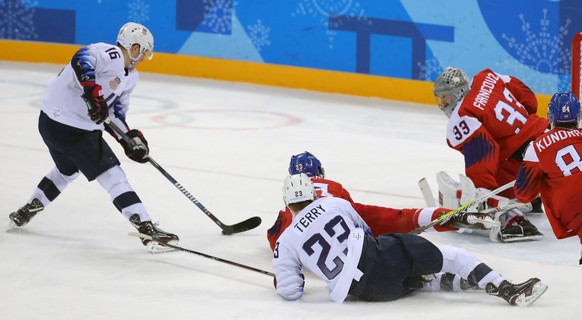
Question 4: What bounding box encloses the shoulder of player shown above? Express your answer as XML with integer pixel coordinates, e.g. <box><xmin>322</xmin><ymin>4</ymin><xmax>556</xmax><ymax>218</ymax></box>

<box><xmin>465</xmin><ymin>68</ymin><xmax>508</xmax><ymax>95</ymax></box>
<box><xmin>447</xmin><ymin>107</ymin><xmax>481</xmax><ymax>128</ymax></box>
<box><xmin>533</xmin><ymin>128</ymin><xmax>582</xmax><ymax>149</ymax></box>
<box><xmin>312</xmin><ymin>177</ymin><xmax>338</xmax><ymax>185</ymax></box>
<box><xmin>522</xmin><ymin>142</ymin><xmax>538</xmax><ymax>162</ymax></box>
<box><xmin>314</xmin><ymin>177</ymin><xmax>344</xmax><ymax>189</ymax></box>
<box><xmin>275</xmin><ymin>224</ymin><xmax>297</xmax><ymax>248</ymax></box>
<box><xmin>293</xmin><ymin>197</ymin><xmax>347</xmax><ymax>214</ymax></box>
<box><xmin>473</xmin><ymin>68</ymin><xmax>493</xmax><ymax>78</ymax></box>
<box><xmin>445</xmin><ymin>110</ymin><xmax>483</xmax><ymax>147</ymax></box>
<box><xmin>89</xmin><ymin>42</ymin><xmax>121</xmax><ymax>56</ymax></box>
<box><xmin>537</xmin><ymin>128</ymin><xmax>582</xmax><ymax>139</ymax></box>
<box><xmin>318</xmin><ymin>196</ymin><xmax>351</xmax><ymax>208</ymax></box>
<box><xmin>88</xmin><ymin>42</ymin><xmax>125</xmax><ymax>71</ymax></box>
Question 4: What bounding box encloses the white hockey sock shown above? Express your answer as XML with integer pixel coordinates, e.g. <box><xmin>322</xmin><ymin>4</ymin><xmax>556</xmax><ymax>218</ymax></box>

<box><xmin>438</xmin><ymin>245</ymin><xmax>504</xmax><ymax>289</ymax></box>
<box><xmin>96</xmin><ymin>166</ymin><xmax>151</xmax><ymax>221</ymax></box>
<box><xmin>29</xmin><ymin>167</ymin><xmax>80</xmax><ymax>207</ymax></box>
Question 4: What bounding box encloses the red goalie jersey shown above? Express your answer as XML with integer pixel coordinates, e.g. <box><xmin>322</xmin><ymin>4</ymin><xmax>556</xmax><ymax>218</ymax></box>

<box><xmin>515</xmin><ymin>128</ymin><xmax>582</xmax><ymax>243</ymax></box>
<box><xmin>266</xmin><ymin>177</ymin><xmax>453</xmax><ymax>251</ymax></box>
<box><xmin>445</xmin><ymin>69</ymin><xmax>548</xmax><ymax>198</ymax></box>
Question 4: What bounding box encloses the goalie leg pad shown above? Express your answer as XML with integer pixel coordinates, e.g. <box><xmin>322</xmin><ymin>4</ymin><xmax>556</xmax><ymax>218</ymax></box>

<box><xmin>436</xmin><ymin>171</ymin><xmax>462</xmax><ymax>209</ymax></box>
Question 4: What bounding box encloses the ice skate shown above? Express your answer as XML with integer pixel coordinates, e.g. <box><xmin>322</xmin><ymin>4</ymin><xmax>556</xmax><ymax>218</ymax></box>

<box><xmin>129</xmin><ymin>214</ymin><xmax>179</xmax><ymax>253</ymax></box>
<box><xmin>498</xmin><ymin>216</ymin><xmax>543</xmax><ymax>242</ymax></box>
<box><xmin>486</xmin><ymin>278</ymin><xmax>548</xmax><ymax>307</ymax></box>
<box><xmin>8</xmin><ymin>198</ymin><xmax>44</xmax><ymax>229</ymax></box>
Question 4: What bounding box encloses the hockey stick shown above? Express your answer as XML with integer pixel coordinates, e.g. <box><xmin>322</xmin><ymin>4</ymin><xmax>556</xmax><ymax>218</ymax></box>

<box><xmin>104</xmin><ymin>119</ymin><xmax>261</xmax><ymax>235</ymax></box>
<box><xmin>418</xmin><ymin>177</ymin><xmax>436</xmax><ymax>207</ymax></box>
<box><xmin>410</xmin><ymin>180</ymin><xmax>516</xmax><ymax>235</ymax></box>
<box><xmin>129</xmin><ymin>232</ymin><xmax>275</xmax><ymax>277</ymax></box>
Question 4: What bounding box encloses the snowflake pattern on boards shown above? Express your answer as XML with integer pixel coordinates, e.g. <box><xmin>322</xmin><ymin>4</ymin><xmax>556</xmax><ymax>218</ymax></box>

<box><xmin>495</xmin><ymin>58</ymin><xmax>570</xmax><ymax>94</ymax></box>
<box><xmin>418</xmin><ymin>57</ymin><xmax>444</xmax><ymax>81</ymax></box>
<box><xmin>0</xmin><ymin>0</ymin><xmax>39</xmax><ymax>40</ymax></box>
<box><xmin>247</xmin><ymin>19</ymin><xmax>271</xmax><ymax>51</ymax></box>
<box><xmin>500</xmin><ymin>8</ymin><xmax>571</xmax><ymax>92</ymax></box>
<box><xmin>202</xmin><ymin>0</ymin><xmax>236</xmax><ymax>34</ymax></box>
<box><xmin>292</xmin><ymin>0</ymin><xmax>369</xmax><ymax>48</ymax></box>
<box><xmin>128</xmin><ymin>0</ymin><xmax>150</xmax><ymax>24</ymax></box>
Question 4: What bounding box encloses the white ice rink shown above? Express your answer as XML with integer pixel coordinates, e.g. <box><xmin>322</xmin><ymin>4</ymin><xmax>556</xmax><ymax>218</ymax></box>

<box><xmin>0</xmin><ymin>61</ymin><xmax>579</xmax><ymax>319</ymax></box>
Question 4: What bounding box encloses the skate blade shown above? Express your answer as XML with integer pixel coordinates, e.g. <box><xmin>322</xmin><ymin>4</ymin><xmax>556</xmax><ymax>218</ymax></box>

<box><xmin>498</xmin><ymin>234</ymin><xmax>544</xmax><ymax>243</ymax></box>
<box><xmin>515</xmin><ymin>282</ymin><xmax>548</xmax><ymax>307</ymax></box>
<box><xmin>488</xmin><ymin>226</ymin><xmax>501</xmax><ymax>242</ymax></box>
<box><xmin>6</xmin><ymin>220</ymin><xmax>20</xmax><ymax>232</ymax></box>
<box><xmin>147</xmin><ymin>241</ymin><xmax>179</xmax><ymax>254</ymax></box>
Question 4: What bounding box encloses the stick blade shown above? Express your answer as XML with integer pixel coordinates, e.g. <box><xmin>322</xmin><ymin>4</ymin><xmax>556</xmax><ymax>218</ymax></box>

<box><xmin>222</xmin><ymin>216</ymin><xmax>262</xmax><ymax>235</ymax></box>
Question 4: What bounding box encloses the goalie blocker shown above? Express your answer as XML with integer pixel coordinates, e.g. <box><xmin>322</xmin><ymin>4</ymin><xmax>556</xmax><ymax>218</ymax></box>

<box><xmin>432</xmin><ymin>172</ymin><xmax>543</xmax><ymax>243</ymax></box>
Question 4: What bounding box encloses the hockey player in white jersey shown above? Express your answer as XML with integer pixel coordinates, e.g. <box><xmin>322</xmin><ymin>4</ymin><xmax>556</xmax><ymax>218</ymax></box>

<box><xmin>272</xmin><ymin>173</ymin><xmax>547</xmax><ymax>306</ymax></box>
<box><xmin>8</xmin><ymin>22</ymin><xmax>178</xmax><ymax>250</ymax></box>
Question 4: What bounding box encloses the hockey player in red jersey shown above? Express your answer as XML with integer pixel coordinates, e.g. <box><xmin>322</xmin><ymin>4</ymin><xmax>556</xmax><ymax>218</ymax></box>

<box><xmin>433</xmin><ymin>67</ymin><xmax>547</xmax><ymax>241</ymax></box>
<box><xmin>515</xmin><ymin>92</ymin><xmax>582</xmax><ymax>259</ymax></box>
<box><xmin>267</xmin><ymin>151</ymin><xmax>496</xmax><ymax>251</ymax></box>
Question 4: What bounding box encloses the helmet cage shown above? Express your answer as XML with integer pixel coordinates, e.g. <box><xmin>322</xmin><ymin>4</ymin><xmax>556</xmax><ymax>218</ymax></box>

<box><xmin>434</xmin><ymin>67</ymin><xmax>470</xmax><ymax>117</ymax></box>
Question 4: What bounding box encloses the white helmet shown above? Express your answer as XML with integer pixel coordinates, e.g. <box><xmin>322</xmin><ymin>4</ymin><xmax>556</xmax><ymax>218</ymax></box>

<box><xmin>117</xmin><ymin>22</ymin><xmax>154</xmax><ymax>66</ymax></box>
<box><xmin>282</xmin><ymin>173</ymin><xmax>316</xmax><ymax>206</ymax></box>
<box><xmin>433</xmin><ymin>67</ymin><xmax>470</xmax><ymax>117</ymax></box>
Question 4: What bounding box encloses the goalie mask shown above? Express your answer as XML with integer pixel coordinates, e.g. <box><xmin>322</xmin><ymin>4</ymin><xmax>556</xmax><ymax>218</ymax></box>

<box><xmin>117</xmin><ymin>22</ymin><xmax>154</xmax><ymax>67</ymax></box>
<box><xmin>288</xmin><ymin>151</ymin><xmax>325</xmax><ymax>178</ymax></box>
<box><xmin>283</xmin><ymin>173</ymin><xmax>316</xmax><ymax>206</ymax></box>
<box><xmin>548</xmin><ymin>92</ymin><xmax>581</xmax><ymax>125</ymax></box>
<box><xmin>434</xmin><ymin>67</ymin><xmax>470</xmax><ymax>118</ymax></box>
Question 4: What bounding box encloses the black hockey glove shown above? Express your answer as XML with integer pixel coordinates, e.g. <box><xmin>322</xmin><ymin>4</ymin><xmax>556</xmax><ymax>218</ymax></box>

<box><xmin>120</xmin><ymin>129</ymin><xmax>149</xmax><ymax>163</ymax></box>
<box><xmin>82</xmin><ymin>84</ymin><xmax>108</xmax><ymax>124</ymax></box>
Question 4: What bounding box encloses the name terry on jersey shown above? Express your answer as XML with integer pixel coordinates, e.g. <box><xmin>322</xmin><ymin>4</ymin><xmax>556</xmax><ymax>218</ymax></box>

<box><xmin>535</xmin><ymin>129</ymin><xmax>582</xmax><ymax>152</ymax></box>
<box><xmin>293</xmin><ymin>204</ymin><xmax>326</xmax><ymax>233</ymax></box>
<box><xmin>473</xmin><ymin>72</ymin><xmax>500</xmax><ymax>110</ymax></box>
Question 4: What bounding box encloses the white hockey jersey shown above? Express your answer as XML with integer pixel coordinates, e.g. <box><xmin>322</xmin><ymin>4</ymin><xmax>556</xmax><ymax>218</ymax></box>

<box><xmin>272</xmin><ymin>197</ymin><xmax>371</xmax><ymax>303</ymax></box>
<box><xmin>41</xmin><ymin>42</ymin><xmax>138</xmax><ymax>132</ymax></box>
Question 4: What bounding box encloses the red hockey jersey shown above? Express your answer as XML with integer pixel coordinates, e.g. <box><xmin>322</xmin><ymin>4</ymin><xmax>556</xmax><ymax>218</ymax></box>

<box><xmin>515</xmin><ymin>128</ymin><xmax>582</xmax><ymax>243</ymax></box>
<box><xmin>266</xmin><ymin>177</ymin><xmax>451</xmax><ymax>250</ymax></box>
<box><xmin>445</xmin><ymin>69</ymin><xmax>548</xmax><ymax>198</ymax></box>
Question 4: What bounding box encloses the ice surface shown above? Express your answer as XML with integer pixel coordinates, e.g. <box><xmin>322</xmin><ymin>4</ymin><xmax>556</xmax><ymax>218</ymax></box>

<box><xmin>0</xmin><ymin>61</ymin><xmax>579</xmax><ymax>320</ymax></box>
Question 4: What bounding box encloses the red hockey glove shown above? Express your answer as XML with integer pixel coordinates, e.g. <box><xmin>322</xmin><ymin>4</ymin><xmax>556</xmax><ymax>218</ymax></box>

<box><xmin>82</xmin><ymin>85</ymin><xmax>108</xmax><ymax>124</ymax></box>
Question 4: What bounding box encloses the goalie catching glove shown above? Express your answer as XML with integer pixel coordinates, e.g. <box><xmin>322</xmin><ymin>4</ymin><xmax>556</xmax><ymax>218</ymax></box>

<box><xmin>120</xmin><ymin>129</ymin><xmax>149</xmax><ymax>163</ymax></box>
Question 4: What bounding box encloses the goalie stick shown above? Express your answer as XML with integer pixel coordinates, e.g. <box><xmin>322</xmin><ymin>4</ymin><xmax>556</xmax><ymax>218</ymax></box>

<box><xmin>409</xmin><ymin>180</ymin><xmax>516</xmax><ymax>235</ymax></box>
<box><xmin>104</xmin><ymin>119</ymin><xmax>261</xmax><ymax>235</ymax></box>
<box><xmin>129</xmin><ymin>232</ymin><xmax>275</xmax><ymax>277</ymax></box>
